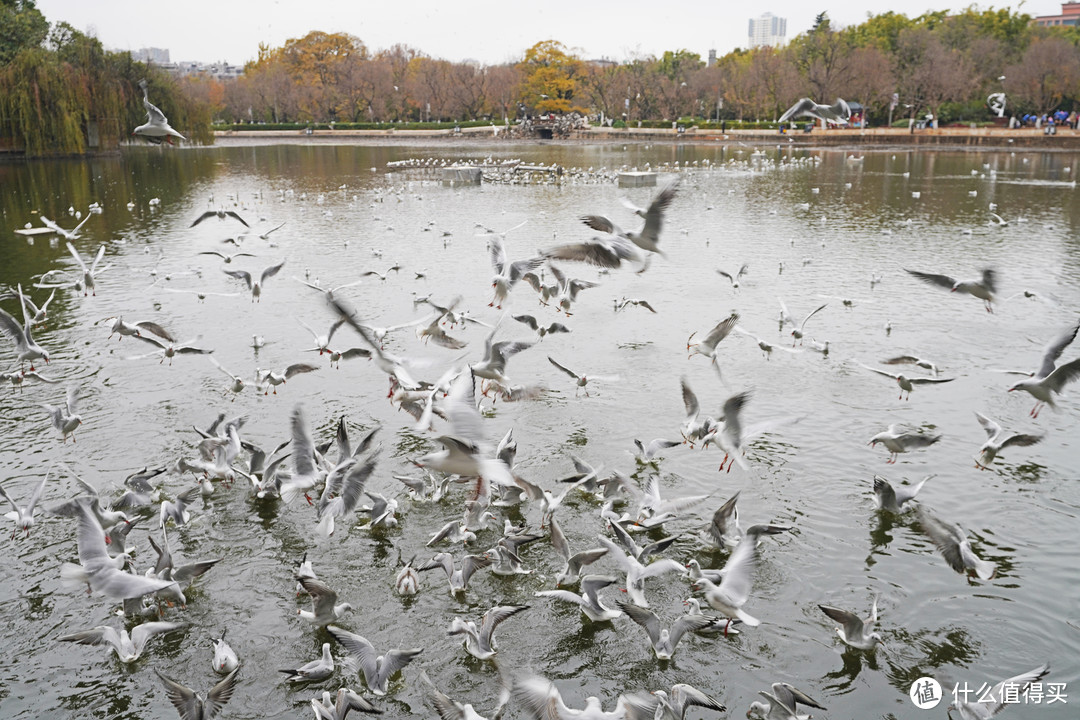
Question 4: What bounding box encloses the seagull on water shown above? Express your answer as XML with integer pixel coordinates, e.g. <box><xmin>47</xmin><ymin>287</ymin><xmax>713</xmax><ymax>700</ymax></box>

<box><xmin>0</xmin><ymin>470</ymin><xmax>49</xmax><ymax>538</ymax></box>
<box><xmin>280</xmin><ymin>643</ymin><xmax>335</xmax><ymax>682</ymax></box>
<box><xmin>59</xmin><ymin>620</ymin><xmax>188</xmax><ymax>663</ymax></box>
<box><xmin>534</xmin><ymin>574</ymin><xmax>623</xmax><ymax>622</ymax></box>
<box><xmin>326</xmin><ymin>625</ymin><xmax>422</xmax><ymax>696</ymax></box>
<box><xmin>872</xmin><ymin>474</ymin><xmax>931</xmax><ymax>512</ymax></box>
<box><xmin>869</xmin><ymin>425</ymin><xmax>941</xmax><ymax>464</ymax></box>
<box><xmin>915</xmin><ymin>505</ymin><xmax>996</xmax><ymax>581</ymax></box>
<box><xmin>818</xmin><ymin>597</ymin><xmax>886</xmax><ymax>651</ymax></box>
<box><xmin>747</xmin><ymin>683</ymin><xmax>827</xmax><ymax>720</ymax></box>
<box><xmin>447</xmin><ymin>604</ymin><xmax>530</xmax><ymax>660</ymax></box>
<box><xmin>615</xmin><ymin>600</ymin><xmax>714</xmax><ymax>660</ymax></box>
<box><xmin>211</xmin><ymin>629</ymin><xmax>239</xmax><ymax>674</ymax></box>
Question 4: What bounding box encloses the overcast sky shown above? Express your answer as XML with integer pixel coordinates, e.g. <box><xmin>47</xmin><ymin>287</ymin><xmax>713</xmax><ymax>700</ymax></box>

<box><xmin>36</xmin><ymin>0</ymin><xmax>1058</xmax><ymax>66</ymax></box>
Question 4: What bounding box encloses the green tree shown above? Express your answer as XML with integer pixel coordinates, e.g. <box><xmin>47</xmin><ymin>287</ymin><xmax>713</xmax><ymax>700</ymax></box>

<box><xmin>0</xmin><ymin>0</ymin><xmax>48</xmax><ymax>64</ymax></box>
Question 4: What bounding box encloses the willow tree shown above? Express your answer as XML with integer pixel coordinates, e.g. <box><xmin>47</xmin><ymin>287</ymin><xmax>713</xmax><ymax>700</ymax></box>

<box><xmin>0</xmin><ymin>18</ymin><xmax>211</xmax><ymax>155</ymax></box>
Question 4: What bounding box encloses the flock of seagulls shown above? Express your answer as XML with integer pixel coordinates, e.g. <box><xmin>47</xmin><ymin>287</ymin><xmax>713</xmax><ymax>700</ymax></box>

<box><xmin>1</xmin><ymin>139</ymin><xmax>1075</xmax><ymax>720</ymax></box>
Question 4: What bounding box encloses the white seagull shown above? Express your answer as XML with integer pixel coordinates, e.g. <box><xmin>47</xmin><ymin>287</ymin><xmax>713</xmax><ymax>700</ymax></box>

<box><xmin>778</xmin><ymin>97</ymin><xmax>851</xmax><ymax>125</ymax></box>
<box><xmin>133</xmin><ymin>79</ymin><xmax>186</xmax><ymax>144</ymax></box>
<box><xmin>224</xmin><ymin>261</ymin><xmax>285</xmax><ymax>302</ymax></box>
<box><xmin>973</xmin><ymin>412</ymin><xmax>1043</xmax><ymax>469</ymax></box>
<box><xmin>905</xmin><ymin>267</ymin><xmax>997</xmax><ymax>313</ymax></box>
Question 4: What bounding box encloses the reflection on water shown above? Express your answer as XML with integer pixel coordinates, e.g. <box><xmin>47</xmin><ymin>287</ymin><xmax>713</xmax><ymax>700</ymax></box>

<box><xmin>1</xmin><ymin>142</ymin><xmax>1079</xmax><ymax>719</ymax></box>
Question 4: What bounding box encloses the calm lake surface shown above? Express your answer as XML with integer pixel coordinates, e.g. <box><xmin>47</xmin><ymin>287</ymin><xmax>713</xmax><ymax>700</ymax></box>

<box><xmin>1</xmin><ymin>141</ymin><xmax>1079</xmax><ymax>720</ymax></box>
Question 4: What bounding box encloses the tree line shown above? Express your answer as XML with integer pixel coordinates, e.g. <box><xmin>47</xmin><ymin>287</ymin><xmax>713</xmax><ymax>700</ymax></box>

<box><xmin>210</xmin><ymin>8</ymin><xmax>1080</xmax><ymax>128</ymax></box>
<box><xmin>3</xmin><ymin>1</ymin><xmax>1080</xmax><ymax>157</ymax></box>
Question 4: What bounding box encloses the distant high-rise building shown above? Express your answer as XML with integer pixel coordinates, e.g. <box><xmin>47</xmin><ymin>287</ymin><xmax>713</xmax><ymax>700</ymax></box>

<box><xmin>748</xmin><ymin>13</ymin><xmax>787</xmax><ymax>48</ymax></box>
<box><xmin>707</xmin><ymin>49</ymin><xmax>717</xmax><ymax>67</ymax></box>
<box><xmin>134</xmin><ymin>47</ymin><xmax>170</xmax><ymax>64</ymax></box>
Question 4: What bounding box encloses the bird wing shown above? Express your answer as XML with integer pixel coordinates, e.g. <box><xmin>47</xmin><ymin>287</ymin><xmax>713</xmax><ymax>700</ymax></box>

<box><xmin>514</xmin><ymin>314</ymin><xmax>539</xmax><ymax>331</ymax></box>
<box><xmin>508</xmin><ymin>257</ymin><xmax>546</xmax><ymax>284</ymax></box>
<box><xmin>717</xmin><ymin>535</ymin><xmax>758</xmax><ymax>606</ymax></box>
<box><xmin>290</xmin><ymin>406</ymin><xmax>318</xmax><ymax>477</ymax></box>
<box><xmin>872</xmin><ymin>476</ymin><xmax>897</xmax><ymax>509</ymax></box>
<box><xmin>773</xmin><ymin>683</ymin><xmax>828</xmax><ymax>712</ymax></box>
<box><xmin>671</xmin><ymin>683</ymin><xmax>727</xmax><ymax>715</ymax></box>
<box><xmin>300</xmin><ymin>577</ymin><xmax>339</xmax><ymax>617</ymax></box>
<box><xmin>999</xmin><ymin>433</ymin><xmax>1044</xmax><ymax>450</ymax></box>
<box><xmin>1037</xmin><ymin>321</ymin><xmax>1079</xmax><ymax>378</ymax></box>
<box><xmin>225</xmin><ymin>211</ymin><xmax>250</xmax><ymax>228</ymax></box>
<box><xmin>459</xmin><ymin>553</ymin><xmax>495</xmax><ymax>585</ymax></box>
<box><xmin>223</xmin><ymin>269</ymin><xmax>253</xmax><ymax>290</ymax></box>
<box><xmin>65</xmin><ymin>242</ymin><xmax>89</xmax><ymax>272</ymax></box>
<box><xmin>860</xmin><ymin>364</ymin><xmax>898</xmax><ymax>380</ymax></box>
<box><xmin>0</xmin><ymin>307</ymin><xmax>28</xmax><ymax>346</ymax></box>
<box><xmin>89</xmin><ymin>244</ymin><xmax>106</xmax><ymax>273</ymax></box>
<box><xmin>135</xmin><ymin>321</ymin><xmax>174</xmax><ymax>342</ymax></box>
<box><xmin>905</xmin><ymin>269</ymin><xmax>957</xmax><ymax>291</ymax></box>
<box><xmin>617</xmin><ymin>601</ymin><xmax>662</xmax><ymax>644</ymax></box>
<box><xmin>513</xmin><ymin>675</ymin><xmax>570</xmax><ymax>720</ymax></box>
<box><xmin>980</xmin><ymin>664</ymin><xmax>1051</xmax><ymax>716</ymax></box>
<box><xmin>548</xmin><ymin>514</ymin><xmax>570</xmax><ymax>561</ymax></box>
<box><xmin>819</xmin><ymin>604</ymin><xmax>865</xmax><ymax>639</ymax></box>
<box><xmin>376</xmin><ymin>647</ymin><xmax>423</xmax><ymax>688</ymax></box>
<box><xmin>479</xmin><ymin>604</ymin><xmax>529</xmax><ymax>646</ymax></box>
<box><xmin>202</xmin><ymin>667</ymin><xmax>240</xmax><ymax>719</ymax></box>
<box><xmin>915</xmin><ymin>506</ymin><xmax>968</xmax><ymax>574</ymax></box>
<box><xmin>581</xmin><ymin>214</ymin><xmax>619</xmax><ymax>235</ymax></box>
<box><xmin>338</xmin><ymin>457</ymin><xmax>377</xmax><ymax>515</ymax></box>
<box><xmin>327</xmin><ymin>625</ymin><xmax>379</xmax><ymax>685</ymax></box>
<box><xmin>489</xmin><ymin>235</ymin><xmax>507</xmax><ymax>276</ymax></box>
<box><xmin>1042</xmin><ymin>356</ymin><xmax>1080</xmax><ymax>393</ymax></box>
<box><xmin>701</xmin><ymin>313</ymin><xmax>740</xmax><ymax>350</ymax></box>
<box><xmin>283</xmin><ymin>363</ymin><xmax>319</xmax><ymax>379</ymax></box>
<box><xmin>882</xmin><ymin>355</ymin><xmax>921</xmax><ymax>366</ymax></box>
<box><xmin>130</xmin><ymin>621</ymin><xmax>187</xmax><ymax>654</ymax></box>
<box><xmin>778</xmin><ymin>97</ymin><xmax>816</xmax><ymax>123</ymax></box>
<box><xmin>680</xmin><ymin>377</ymin><xmax>700</xmax><ymax>419</ymax></box>
<box><xmin>798</xmin><ymin>303</ymin><xmax>827</xmax><ymax>331</ymax></box>
<box><xmin>907</xmin><ymin>376</ymin><xmax>953</xmax><ymax>385</ymax></box>
<box><xmin>190</xmin><ymin>211</ymin><xmax>219</xmax><ymax>228</ymax></box>
<box><xmin>720</xmin><ymin>391</ymin><xmax>751</xmax><ymax>442</ymax></box>
<box><xmin>709</xmin><ymin>492</ymin><xmax>740</xmax><ymax>546</ymax></box>
<box><xmin>419</xmin><ymin>670</ymin><xmax>467</xmax><ymax>720</ymax></box>
<box><xmin>260</xmin><ymin>261</ymin><xmax>285</xmax><ymax>284</ymax></box>
<box><xmin>638</xmin><ymin>181</ymin><xmax>679</xmax><ymax>245</ymax></box>
<box><xmin>716</xmin><ymin>268</ymin><xmax>733</xmax><ymax>283</ymax></box>
<box><xmin>155</xmin><ymin>670</ymin><xmax>201</xmax><ymax>720</ymax></box>
<box><xmin>547</xmin><ymin>356</ymin><xmax>580</xmax><ymax>380</ymax></box>
<box><xmin>543</xmin><ymin>239</ymin><xmax>624</xmax><ymax>269</ymax></box>
<box><xmin>980</xmin><ymin>268</ymin><xmax>998</xmax><ymax>294</ymax></box>
<box><xmin>668</xmin><ymin>614</ymin><xmax>713</xmax><ymax>649</ymax></box>
<box><xmin>59</xmin><ymin>625</ymin><xmax>120</xmax><ymax>650</ymax></box>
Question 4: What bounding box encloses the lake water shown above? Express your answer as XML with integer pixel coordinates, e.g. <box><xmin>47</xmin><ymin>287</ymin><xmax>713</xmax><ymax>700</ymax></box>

<box><xmin>1</xmin><ymin>141</ymin><xmax>1079</xmax><ymax>720</ymax></box>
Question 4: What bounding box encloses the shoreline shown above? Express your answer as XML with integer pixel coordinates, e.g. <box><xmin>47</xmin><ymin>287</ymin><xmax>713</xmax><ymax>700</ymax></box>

<box><xmin>209</xmin><ymin>125</ymin><xmax>1080</xmax><ymax>152</ymax></box>
<box><xmin>5</xmin><ymin>126</ymin><xmax>1080</xmax><ymax>161</ymax></box>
